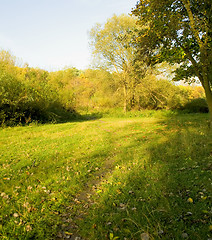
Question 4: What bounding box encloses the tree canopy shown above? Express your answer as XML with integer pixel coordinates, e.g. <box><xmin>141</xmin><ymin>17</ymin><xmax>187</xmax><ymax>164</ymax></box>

<box><xmin>89</xmin><ymin>14</ymin><xmax>139</xmax><ymax>111</ymax></box>
<box><xmin>132</xmin><ymin>0</ymin><xmax>212</xmax><ymax>125</ymax></box>
<box><xmin>89</xmin><ymin>14</ymin><xmax>136</xmax><ymax>72</ymax></box>
<box><xmin>0</xmin><ymin>8</ymin><xmax>210</xmax><ymax>125</ymax></box>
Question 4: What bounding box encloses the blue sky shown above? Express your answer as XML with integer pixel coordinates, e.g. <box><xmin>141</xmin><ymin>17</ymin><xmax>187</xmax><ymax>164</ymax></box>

<box><xmin>0</xmin><ymin>0</ymin><xmax>138</xmax><ymax>71</ymax></box>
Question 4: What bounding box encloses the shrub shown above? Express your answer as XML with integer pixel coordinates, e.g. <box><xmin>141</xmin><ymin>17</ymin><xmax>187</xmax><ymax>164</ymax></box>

<box><xmin>181</xmin><ymin>98</ymin><xmax>209</xmax><ymax>113</ymax></box>
<box><xmin>0</xmin><ymin>68</ymin><xmax>77</xmax><ymax>126</ymax></box>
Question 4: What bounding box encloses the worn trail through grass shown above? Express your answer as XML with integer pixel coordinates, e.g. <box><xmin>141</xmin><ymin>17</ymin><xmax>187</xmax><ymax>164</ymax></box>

<box><xmin>0</xmin><ymin>114</ymin><xmax>211</xmax><ymax>240</ymax></box>
<box><xmin>58</xmin><ymin>119</ymin><xmax>120</xmax><ymax>239</ymax></box>
<box><xmin>57</xmin><ymin>118</ymin><xmax>152</xmax><ymax>239</ymax></box>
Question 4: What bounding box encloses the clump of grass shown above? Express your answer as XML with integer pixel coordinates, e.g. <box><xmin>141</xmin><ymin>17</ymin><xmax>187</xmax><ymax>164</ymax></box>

<box><xmin>0</xmin><ymin>113</ymin><xmax>211</xmax><ymax>239</ymax></box>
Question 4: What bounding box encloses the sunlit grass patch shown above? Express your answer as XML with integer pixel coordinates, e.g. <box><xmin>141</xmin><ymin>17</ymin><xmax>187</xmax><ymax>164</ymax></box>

<box><xmin>0</xmin><ymin>120</ymin><xmax>112</xmax><ymax>239</ymax></box>
<box><xmin>77</xmin><ymin>115</ymin><xmax>211</xmax><ymax>240</ymax></box>
<box><xmin>0</xmin><ymin>113</ymin><xmax>211</xmax><ymax>239</ymax></box>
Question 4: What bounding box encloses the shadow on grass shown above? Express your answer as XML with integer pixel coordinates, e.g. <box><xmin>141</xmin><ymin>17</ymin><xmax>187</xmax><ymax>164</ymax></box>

<box><xmin>35</xmin><ymin>111</ymin><xmax>103</xmax><ymax>124</ymax></box>
<box><xmin>0</xmin><ymin>108</ymin><xmax>104</xmax><ymax>128</ymax></box>
<box><xmin>75</xmin><ymin>112</ymin><xmax>103</xmax><ymax>122</ymax></box>
<box><xmin>77</xmin><ymin>116</ymin><xmax>212</xmax><ymax>240</ymax></box>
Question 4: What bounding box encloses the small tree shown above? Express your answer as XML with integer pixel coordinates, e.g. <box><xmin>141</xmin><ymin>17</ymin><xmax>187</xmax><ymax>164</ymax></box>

<box><xmin>89</xmin><ymin>14</ymin><xmax>139</xmax><ymax>112</ymax></box>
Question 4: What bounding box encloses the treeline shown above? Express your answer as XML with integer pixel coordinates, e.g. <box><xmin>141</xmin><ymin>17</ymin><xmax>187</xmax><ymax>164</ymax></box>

<box><xmin>0</xmin><ymin>50</ymin><xmax>207</xmax><ymax>126</ymax></box>
<box><xmin>0</xmin><ymin>50</ymin><xmax>78</xmax><ymax>125</ymax></box>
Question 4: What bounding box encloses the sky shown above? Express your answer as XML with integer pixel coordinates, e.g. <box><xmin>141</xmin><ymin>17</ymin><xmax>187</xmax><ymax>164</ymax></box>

<box><xmin>0</xmin><ymin>0</ymin><xmax>138</xmax><ymax>71</ymax></box>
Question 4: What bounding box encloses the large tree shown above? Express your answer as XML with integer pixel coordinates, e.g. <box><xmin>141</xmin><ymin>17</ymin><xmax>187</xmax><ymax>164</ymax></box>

<box><xmin>89</xmin><ymin>14</ymin><xmax>139</xmax><ymax>111</ymax></box>
<box><xmin>132</xmin><ymin>0</ymin><xmax>212</xmax><ymax>126</ymax></box>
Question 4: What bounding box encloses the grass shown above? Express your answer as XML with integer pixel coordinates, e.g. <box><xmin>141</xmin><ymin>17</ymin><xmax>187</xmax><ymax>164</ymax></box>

<box><xmin>0</xmin><ymin>111</ymin><xmax>211</xmax><ymax>239</ymax></box>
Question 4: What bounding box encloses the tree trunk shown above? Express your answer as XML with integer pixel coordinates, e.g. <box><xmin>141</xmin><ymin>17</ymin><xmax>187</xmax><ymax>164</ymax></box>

<box><xmin>123</xmin><ymin>84</ymin><xmax>127</xmax><ymax>113</ymax></box>
<box><xmin>202</xmin><ymin>76</ymin><xmax>212</xmax><ymax>129</ymax></box>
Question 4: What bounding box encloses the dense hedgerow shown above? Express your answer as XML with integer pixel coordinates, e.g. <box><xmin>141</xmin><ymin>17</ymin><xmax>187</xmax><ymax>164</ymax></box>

<box><xmin>0</xmin><ymin>51</ymin><xmax>78</xmax><ymax>126</ymax></box>
<box><xmin>0</xmin><ymin>72</ymin><xmax>77</xmax><ymax>125</ymax></box>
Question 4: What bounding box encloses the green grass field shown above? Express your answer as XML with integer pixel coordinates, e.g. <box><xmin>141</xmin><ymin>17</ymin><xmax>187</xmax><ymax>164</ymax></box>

<box><xmin>0</xmin><ymin>112</ymin><xmax>211</xmax><ymax>239</ymax></box>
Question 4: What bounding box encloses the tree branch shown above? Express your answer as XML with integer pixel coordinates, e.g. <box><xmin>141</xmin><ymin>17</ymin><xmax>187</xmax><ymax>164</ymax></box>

<box><xmin>181</xmin><ymin>0</ymin><xmax>204</xmax><ymax>49</ymax></box>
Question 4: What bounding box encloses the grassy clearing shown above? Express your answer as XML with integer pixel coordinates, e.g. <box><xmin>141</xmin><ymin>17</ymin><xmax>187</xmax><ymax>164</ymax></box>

<box><xmin>0</xmin><ymin>112</ymin><xmax>211</xmax><ymax>239</ymax></box>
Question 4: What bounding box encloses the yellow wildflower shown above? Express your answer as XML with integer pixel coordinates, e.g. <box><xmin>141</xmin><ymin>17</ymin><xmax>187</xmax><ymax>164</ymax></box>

<box><xmin>187</xmin><ymin>198</ymin><xmax>193</xmax><ymax>203</ymax></box>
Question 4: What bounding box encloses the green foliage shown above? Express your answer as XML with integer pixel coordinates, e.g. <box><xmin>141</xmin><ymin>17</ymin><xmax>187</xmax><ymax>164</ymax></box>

<box><xmin>0</xmin><ymin>71</ymin><xmax>27</xmax><ymax>124</ymax></box>
<box><xmin>88</xmin><ymin>13</ymin><xmax>209</xmax><ymax>113</ymax></box>
<box><xmin>132</xmin><ymin>0</ymin><xmax>211</xmax><ymax>76</ymax></box>
<box><xmin>132</xmin><ymin>0</ymin><xmax>212</xmax><ymax>123</ymax></box>
<box><xmin>0</xmin><ymin>48</ymin><xmax>208</xmax><ymax>126</ymax></box>
<box><xmin>181</xmin><ymin>98</ymin><xmax>209</xmax><ymax>113</ymax></box>
<box><xmin>48</xmin><ymin>68</ymin><xmax>80</xmax><ymax>110</ymax></box>
<box><xmin>0</xmin><ymin>51</ymin><xmax>77</xmax><ymax>126</ymax></box>
<box><xmin>89</xmin><ymin>14</ymin><xmax>142</xmax><ymax>111</ymax></box>
<box><xmin>82</xmin><ymin>69</ymin><xmax>121</xmax><ymax>109</ymax></box>
<box><xmin>89</xmin><ymin>14</ymin><xmax>136</xmax><ymax>72</ymax></box>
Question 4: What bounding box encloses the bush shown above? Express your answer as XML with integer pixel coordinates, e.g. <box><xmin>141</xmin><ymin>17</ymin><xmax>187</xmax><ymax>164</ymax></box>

<box><xmin>0</xmin><ymin>69</ymin><xmax>77</xmax><ymax>126</ymax></box>
<box><xmin>181</xmin><ymin>98</ymin><xmax>209</xmax><ymax>113</ymax></box>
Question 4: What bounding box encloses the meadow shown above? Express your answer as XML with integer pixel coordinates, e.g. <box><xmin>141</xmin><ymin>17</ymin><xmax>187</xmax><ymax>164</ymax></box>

<box><xmin>0</xmin><ymin>111</ymin><xmax>211</xmax><ymax>240</ymax></box>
